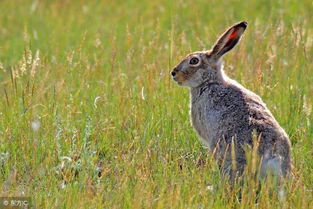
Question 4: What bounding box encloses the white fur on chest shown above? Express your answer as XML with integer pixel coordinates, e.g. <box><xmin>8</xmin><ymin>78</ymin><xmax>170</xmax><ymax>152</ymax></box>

<box><xmin>190</xmin><ymin>95</ymin><xmax>221</xmax><ymax>149</ymax></box>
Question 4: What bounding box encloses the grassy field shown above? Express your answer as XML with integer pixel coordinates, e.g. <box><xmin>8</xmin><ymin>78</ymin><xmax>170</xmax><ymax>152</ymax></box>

<box><xmin>0</xmin><ymin>0</ymin><xmax>312</xmax><ymax>208</ymax></box>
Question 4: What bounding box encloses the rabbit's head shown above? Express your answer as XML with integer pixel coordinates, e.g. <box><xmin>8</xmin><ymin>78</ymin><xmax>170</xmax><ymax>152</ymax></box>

<box><xmin>171</xmin><ymin>21</ymin><xmax>247</xmax><ymax>87</ymax></box>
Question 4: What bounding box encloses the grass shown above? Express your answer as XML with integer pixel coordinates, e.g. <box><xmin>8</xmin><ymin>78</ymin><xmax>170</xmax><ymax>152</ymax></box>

<box><xmin>0</xmin><ymin>0</ymin><xmax>312</xmax><ymax>208</ymax></box>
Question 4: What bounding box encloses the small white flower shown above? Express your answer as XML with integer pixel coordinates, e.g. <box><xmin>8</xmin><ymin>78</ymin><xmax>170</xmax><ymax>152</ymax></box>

<box><xmin>31</xmin><ymin>120</ymin><xmax>41</xmax><ymax>132</ymax></box>
<box><xmin>206</xmin><ymin>185</ymin><xmax>214</xmax><ymax>191</ymax></box>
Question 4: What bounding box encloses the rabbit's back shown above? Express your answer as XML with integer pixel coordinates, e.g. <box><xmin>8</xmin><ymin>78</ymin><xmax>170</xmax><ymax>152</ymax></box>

<box><xmin>191</xmin><ymin>81</ymin><xmax>291</xmax><ymax>176</ymax></box>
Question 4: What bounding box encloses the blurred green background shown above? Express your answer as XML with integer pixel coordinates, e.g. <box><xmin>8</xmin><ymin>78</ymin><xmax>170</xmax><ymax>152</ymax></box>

<box><xmin>0</xmin><ymin>0</ymin><xmax>312</xmax><ymax>208</ymax></box>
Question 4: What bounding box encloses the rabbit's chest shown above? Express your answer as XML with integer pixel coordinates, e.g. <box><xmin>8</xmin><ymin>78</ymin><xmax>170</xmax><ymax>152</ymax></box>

<box><xmin>191</xmin><ymin>99</ymin><xmax>221</xmax><ymax>141</ymax></box>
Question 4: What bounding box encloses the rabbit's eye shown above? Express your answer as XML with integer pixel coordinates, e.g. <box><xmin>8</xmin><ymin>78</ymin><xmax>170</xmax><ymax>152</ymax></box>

<box><xmin>189</xmin><ymin>57</ymin><xmax>200</xmax><ymax>65</ymax></box>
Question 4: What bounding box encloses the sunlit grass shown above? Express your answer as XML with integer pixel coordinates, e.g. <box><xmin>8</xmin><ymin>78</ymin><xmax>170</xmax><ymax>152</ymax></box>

<box><xmin>0</xmin><ymin>0</ymin><xmax>312</xmax><ymax>208</ymax></box>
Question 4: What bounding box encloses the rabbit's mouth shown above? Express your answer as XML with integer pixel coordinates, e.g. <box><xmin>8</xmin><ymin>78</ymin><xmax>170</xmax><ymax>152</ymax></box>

<box><xmin>174</xmin><ymin>79</ymin><xmax>184</xmax><ymax>86</ymax></box>
<box><xmin>172</xmin><ymin>77</ymin><xmax>183</xmax><ymax>85</ymax></box>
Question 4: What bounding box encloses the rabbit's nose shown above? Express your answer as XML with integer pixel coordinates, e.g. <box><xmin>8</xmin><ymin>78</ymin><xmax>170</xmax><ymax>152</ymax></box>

<box><xmin>171</xmin><ymin>67</ymin><xmax>178</xmax><ymax>77</ymax></box>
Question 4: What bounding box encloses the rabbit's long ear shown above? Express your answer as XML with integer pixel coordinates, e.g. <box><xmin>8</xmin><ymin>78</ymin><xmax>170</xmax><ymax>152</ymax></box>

<box><xmin>211</xmin><ymin>21</ymin><xmax>247</xmax><ymax>59</ymax></box>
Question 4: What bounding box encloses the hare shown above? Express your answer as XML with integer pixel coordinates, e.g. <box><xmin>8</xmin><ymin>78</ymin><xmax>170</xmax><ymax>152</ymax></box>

<box><xmin>171</xmin><ymin>21</ymin><xmax>291</xmax><ymax>181</ymax></box>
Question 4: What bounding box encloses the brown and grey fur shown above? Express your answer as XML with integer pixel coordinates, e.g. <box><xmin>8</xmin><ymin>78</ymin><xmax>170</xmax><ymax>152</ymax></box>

<box><xmin>171</xmin><ymin>21</ymin><xmax>291</xmax><ymax>181</ymax></box>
